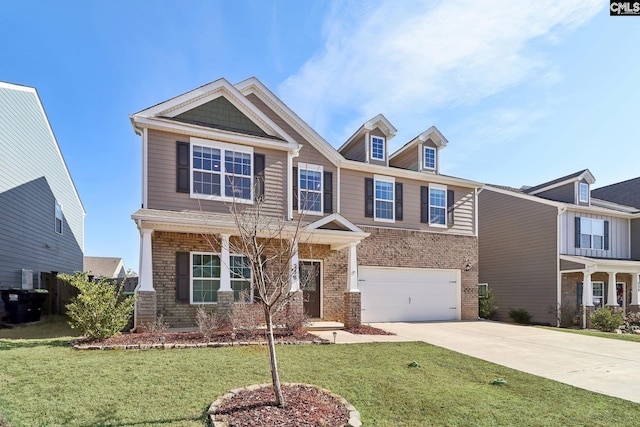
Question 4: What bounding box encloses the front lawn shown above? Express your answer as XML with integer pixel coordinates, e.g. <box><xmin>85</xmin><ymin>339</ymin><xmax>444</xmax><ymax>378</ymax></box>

<box><xmin>539</xmin><ymin>326</ymin><xmax>640</xmax><ymax>343</ymax></box>
<box><xmin>2</xmin><ymin>321</ymin><xmax>640</xmax><ymax>426</ymax></box>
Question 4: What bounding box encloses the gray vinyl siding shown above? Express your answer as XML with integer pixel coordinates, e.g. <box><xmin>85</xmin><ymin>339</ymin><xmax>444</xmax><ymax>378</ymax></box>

<box><xmin>534</xmin><ymin>183</ymin><xmax>575</xmax><ymax>204</ymax></box>
<box><xmin>478</xmin><ymin>189</ymin><xmax>559</xmax><ymax>325</ymax></box>
<box><xmin>0</xmin><ymin>84</ymin><xmax>84</xmax><ymax>288</ymax></box>
<box><xmin>340</xmin><ymin>135</ymin><xmax>366</xmax><ymax>162</ymax></box>
<box><xmin>146</xmin><ymin>129</ymin><xmax>286</xmax><ymax>217</ymax></box>
<box><xmin>631</xmin><ymin>218</ymin><xmax>640</xmax><ymax>261</ymax></box>
<box><xmin>389</xmin><ymin>146</ymin><xmax>418</xmax><ymax>171</ymax></box>
<box><xmin>340</xmin><ymin>168</ymin><xmax>476</xmax><ymax>235</ymax></box>
<box><xmin>560</xmin><ymin>211</ymin><xmax>629</xmax><ymax>259</ymax></box>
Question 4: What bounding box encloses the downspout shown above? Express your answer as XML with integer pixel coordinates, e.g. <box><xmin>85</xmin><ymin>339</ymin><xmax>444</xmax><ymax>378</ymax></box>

<box><xmin>557</xmin><ymin>206</ymin><xmax>567</xmax><ymax>327</ymax></box>
<box><xmin>337</xmin><ymin>165</ymin><xmax>341</xmax><ymax>214</ymax></box>
<box><xmin>475</xmin><ymin>186</ymin><xmax>484</xmax><ymax>238</ymax></box>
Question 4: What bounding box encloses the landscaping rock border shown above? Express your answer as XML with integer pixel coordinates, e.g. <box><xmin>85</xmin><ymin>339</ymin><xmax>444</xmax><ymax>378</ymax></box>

<box><xmin>71</xmin><ymin>338</ymin><xmax>329</xmax><ymax>351</ymax></box>
<box><xmin>208</xmin><ymin>382</ymin><xmax>362</xmax><ymax>427</ymax></box>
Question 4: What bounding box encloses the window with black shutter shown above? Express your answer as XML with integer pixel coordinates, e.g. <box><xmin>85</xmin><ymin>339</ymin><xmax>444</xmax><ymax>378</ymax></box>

<box><xmin>176</xmin><ymin>142</ymin><xmax>190</xmax><ymax>193</ymax></box>
<box><xmin>292</xmin><ymin>166</ymin><xmax>298</xmax><ymax>210</ymax></box>
<box><xmin>324</xmin><ymin>171</ymin><xmax>333</xmax><ymax>214</ymax></box>
<box><xmin>254</xmin><ymin>153</ymin><xmax>265</xmax><ymax>201</ymax></box>
<box><xmin>420</xmin><ymin>186</ymin><xmax>429</xmax><ymax>223</ymax></box>
<box><xmin>447</xmin><ymin>189</ymin><xmax>455</xmax><ymax>226</ymax></box>
<box><xmin>176</xmin><ymin>252</ymin><xmax>190</xmax><ymax>302</ymax></box>
<box><xmin>364</xmin><ymin>178</ymin><xmax>374</xmax><ymax>218</ymax></box>
<box><xmin>395</xmin><ymin>182</ymin><xmax>403</xmax><ymax>221</ymax></box>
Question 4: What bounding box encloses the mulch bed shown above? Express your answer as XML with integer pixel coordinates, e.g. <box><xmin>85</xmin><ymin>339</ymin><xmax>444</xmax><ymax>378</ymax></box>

<box><xmin>210</xmin><ymin>383</ymin><xmax>355</xmax><ymax>427</ymax></box>
<box><xmin>344</xmin><ymin>325</ymin><xmax>394</xmax><ymax>335</ymax></box>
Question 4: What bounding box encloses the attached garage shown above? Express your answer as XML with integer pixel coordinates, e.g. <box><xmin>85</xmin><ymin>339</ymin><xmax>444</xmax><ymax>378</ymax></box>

<box><xmin>358</xmin><ymin>266</ymin><xmax>461</xmax><ymax>322</ymax></box>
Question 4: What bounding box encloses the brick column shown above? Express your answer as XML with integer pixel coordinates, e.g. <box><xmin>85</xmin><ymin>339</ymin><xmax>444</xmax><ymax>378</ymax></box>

<box><xmin>216</xmin><ymin>290</ymin><xmax>235</xmax><ymax>326</ymax></box>
<box><xmin>134</xmin><ymin>290</ymin><xmax>156</xmax><ymax>331</ymax></box>
<box><xmin>286</xmin><ymin>291</ymin><xmax>304</xmax><ymax>328</ymax></box>
<box><xmin>343</xmin><ymin>291</ymin><xmax>361</xmax><ymax>328</ymax></box>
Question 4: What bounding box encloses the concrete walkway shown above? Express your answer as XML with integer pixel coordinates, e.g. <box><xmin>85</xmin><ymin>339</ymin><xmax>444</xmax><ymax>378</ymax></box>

<box><xmin>312</xmin><ymin>321</ymin><xmax>640</xmax><ymax>404</ymax></box>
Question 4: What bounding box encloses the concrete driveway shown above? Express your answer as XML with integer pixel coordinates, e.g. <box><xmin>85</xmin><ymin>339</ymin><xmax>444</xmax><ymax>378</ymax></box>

<box><xmin>371</xmin><ymin>321</ymin><xmax>640</xmax><ymax>404</ymax></box>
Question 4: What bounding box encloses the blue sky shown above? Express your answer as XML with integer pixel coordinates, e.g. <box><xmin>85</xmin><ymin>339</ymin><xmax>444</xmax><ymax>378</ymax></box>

<box><xmin>1</xmin><ymin>1</ymin><xmax>637</xmax><ymax>273</ymax></box>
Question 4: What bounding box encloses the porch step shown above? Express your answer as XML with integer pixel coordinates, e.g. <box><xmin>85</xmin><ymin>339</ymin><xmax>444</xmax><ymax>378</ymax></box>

<box><xmin>307</xmin><ymin>321</ymin><xmax>344</xmax><ymax>331</ymax></box>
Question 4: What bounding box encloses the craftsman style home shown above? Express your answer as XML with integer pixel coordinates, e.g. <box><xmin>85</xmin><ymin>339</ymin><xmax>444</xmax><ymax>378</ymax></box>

<box><xmin>479</xmin><ymin>170</ymin><xmax>640</xmax><ymax>327</ymax></box>
<box><xmin>130</xmin><ymin>77</ymin><xmax>481</xmax><ymax>328</ymax></box>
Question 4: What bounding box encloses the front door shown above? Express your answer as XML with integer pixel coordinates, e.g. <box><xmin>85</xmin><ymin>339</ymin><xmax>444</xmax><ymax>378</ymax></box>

<box><xmin>300</xmin><ymin>261</ymin><xmax>321</xmax><ymax>318</ymax></box>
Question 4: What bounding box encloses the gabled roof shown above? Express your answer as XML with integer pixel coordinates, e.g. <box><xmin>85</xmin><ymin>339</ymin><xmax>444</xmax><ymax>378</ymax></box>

<box><xmin>130</xmin><ymin>78</ymin><xmax>301</xmax><ymax>151</ymax></box>
<box><xmin>389</xmin><ymin>125</ymin><xmax>448</xmax><ymax>161</ymax></box>
<box><xmin>338</xmin><ymin>113</ymin><xmax>397</xmax><ymax>153</ymax></box>
<box><xmin>523</xmin><ymin>169</ymin><xmax>595</xmax><ymax>195</ymax></box>
<box><xmin>591</xmin><ymin>177</ymin><xmax>640</xmax><ymax>209</ymax></box>
<box><xmin>84</xmin><ymin>256</ymin><xmax>126</xmax><ymax>279</ymax></box>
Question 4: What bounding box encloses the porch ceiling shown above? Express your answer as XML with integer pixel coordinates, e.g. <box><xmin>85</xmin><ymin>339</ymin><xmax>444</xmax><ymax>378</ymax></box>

<box><xmin>560</xmin><ymin>255</ymin><xmax>640</xmax><ymax>273</ymax></box>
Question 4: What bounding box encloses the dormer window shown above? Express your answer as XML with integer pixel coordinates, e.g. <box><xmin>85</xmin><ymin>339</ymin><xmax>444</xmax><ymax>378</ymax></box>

<box><xmin>424</xmin><ymin>146</ymin><xmax>436</xmax><ymax>170</ymax></box>
<box><xmin>579</xmin><ymin>182</ymin><xmax>589</xmax><ymax>203</ymax></box>
<box><xmin>371</xmin><ymin>136</ymin><xmax>385</xmax><ymax>161</ymax></box>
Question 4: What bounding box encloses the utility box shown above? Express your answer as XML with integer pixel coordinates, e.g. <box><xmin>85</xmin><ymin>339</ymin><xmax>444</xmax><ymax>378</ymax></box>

<box><xmin>22</xmin><ymin>269</ymin><xmax>33</xmax><ymax>290</ymax></box>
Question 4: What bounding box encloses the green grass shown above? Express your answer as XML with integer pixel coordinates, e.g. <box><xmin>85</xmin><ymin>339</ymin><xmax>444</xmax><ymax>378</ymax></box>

<box><xmin>538</xmin><ymin>326</ymin><xmax>640</xmax><ymax>343</ymax></box>
<box><xmin>2</xmin><ymin>319</ymin><xmax>640</xmax><ymax>426</ymax></box>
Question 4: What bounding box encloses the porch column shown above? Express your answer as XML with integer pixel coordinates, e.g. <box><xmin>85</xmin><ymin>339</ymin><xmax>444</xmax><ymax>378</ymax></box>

<box><xmin>219</xmin><ymin>234</ymin><xmax>231</xmax><ymax>292</ymax></box>
<box><xmin>606</xmin><ymin>272</ymin><xmax>619</xmax><ymax>307</ymax></box>
<box><xmin>582</xmin><ymin>269</ymin><xmax>594</xmax><ymax>329</ymax></box>
<box><xmin>347</xmin><ymin>241</ymin><xmax>359</xmax><ymax>292</ymax></box>
<box><xmin>138</xmin><ymin>228</ymin><xmax>154</xmax><ymax>291</ymax></box>
<box><xmin>631</xmin><ymin>273</ymin><xmax>639</xmax><ymax>309</ymax></box>
<box><xmin>289</xmin><ymin>239</ymin><xmax>300</xmax><ymax>292</ymax></box>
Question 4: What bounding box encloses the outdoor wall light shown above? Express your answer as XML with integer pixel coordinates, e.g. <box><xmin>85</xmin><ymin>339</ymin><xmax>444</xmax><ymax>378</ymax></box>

<box><xmin>465</xmin><ymin>263</ymin><xmax>472</xmax><ymax>272</ymax></box>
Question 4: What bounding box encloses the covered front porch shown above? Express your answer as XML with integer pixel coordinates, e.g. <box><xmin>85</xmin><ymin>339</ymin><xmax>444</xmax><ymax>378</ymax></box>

<box><xmin>560</xmin><ymin>255</ymin><xmax>640</xmax><ymax>328</ymax></box>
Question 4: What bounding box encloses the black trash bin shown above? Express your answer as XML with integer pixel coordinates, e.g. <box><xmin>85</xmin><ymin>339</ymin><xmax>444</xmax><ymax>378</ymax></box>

<box><xmin>0</xmin><ymin>289</ymin><xmax>48</xmax><ymax>324</ymax></box>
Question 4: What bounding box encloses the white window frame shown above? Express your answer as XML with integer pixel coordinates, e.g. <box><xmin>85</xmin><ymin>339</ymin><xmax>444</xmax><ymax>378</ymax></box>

<box><xmin>190</xmin><ymin>252</ymin><xmax>221</xmax><ymax>304</ymax></box>
<box><xmin>370</xmin><ymin>136</ymin><xmax>385</xmax><ymax>161</ymax></box>
<box><xmin>429</xmin><ymin>183</ymin><xmax>447</xmax><ymax>228</ymax></box>
<box><xmin>54</xmin><ymin>200</ymin><xmax>63</xmax><ymax>235</ymax></box>
<box><xmin>190</xmin><ymin>138</ymin><xmax>254</xmax><ymax>204</ymax></box>
<box><xmin>230</xmin><ymin>255</ymin><xmax>253</xmax><ymax>303</ymax></box>
<box><xmin>423</xmin><ymin>146</ymin><xmax>436</xmax><ymax>171</ymax></box>
<box><xmin>580</xmin><ymin>218</ymin><xmax>604</xmax><ymax>250</ymax></box>
<box><xmin>373</xmin><ymin>174</ymin><xmax>395</xmax><ymax>223</ymax></box>
<box><xmin>579</xmin><ymin>182</ymin><xmax>589</xmax><ymax>203</ymax></box>
<box><xmin>592</xmin><ymin>281</ymin><xmax>605</xmax><ymax>308</ymax></box>
<box><xmin>297</xmin><ymin>162</ymin><xmax>323</xmax><ymax>216</ymax></box>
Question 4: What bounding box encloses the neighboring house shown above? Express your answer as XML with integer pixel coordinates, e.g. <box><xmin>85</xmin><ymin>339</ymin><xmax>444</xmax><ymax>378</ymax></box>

<box><xmin>83</xmin><ymin>256</ymin><xmax>127</xmax><ymax>279</ymax></box>
<box><xmin>129</xmin><ymin>77</ymin><xmax>481</xmax><ymax>329</ymax></box>
<box><xmin>592</xmin><ymin>177</ymin><xmax>640</xmax><ymax>209</ymax></box>
<box><xmin>479</xmin><ymin>170</ymin><xmax>640</xmax><ymax>327</ymax></box>
<box><xmin>0</xmin><ymin>82</ymin><xmax>85</xmax><ymax>313</ymax></box>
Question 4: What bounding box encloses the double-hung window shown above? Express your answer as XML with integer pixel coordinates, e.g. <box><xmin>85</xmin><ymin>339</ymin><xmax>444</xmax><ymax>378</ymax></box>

<box><xmin>191</xmin><ymin>253</ymin><xmax>221</xmax><ymax>303</ymax></box>
<box><xmin>424</xmin><ymin>146</ymin><xmax>436</xmax><ymax>170</ymax></box>
<box><xmin>371</xmin><ymin>136</ymin><xmax>385</xmax><ymax>161</ymax></box>
<box><xmin>429</xmin><ymin>184</ymin><xmax>447</xmax><ymax>226</ymax></box>
<box><xmin>191</xmin><ymin>139</ymin><xmax>253</xmax><ymax>202</ymax></box>
<box><xmin>579</xmin><ymin>182</ymin><xmax>589</xmax><ymax>203</ymax></box>
<box><xmin>54</xmin><ymin>200</ymin><xmax>63</xmax><ymax>234</ymax></box>
<box><xmin>230</xmin><ymin>255</ymin><xmax>252</xmax><ymax>302</ymax></box>
<box><xmin>298</xmin><ymin>163</ymin><xmax>323</xmax><ymax>214</ymax></box>
<box><xmin>374</xmin><ymin>175</ymin><xmax>394</xmax><ymax>222</ymax></box>
<box><xmin>580</xmin><ymin>218</ymin><xmax>604</xmax><ymax>250</ymax></box>
<box><xmin>592</xmin><ymin>282</ymin><xmax>604</xmax><ymax>308</ymax></box>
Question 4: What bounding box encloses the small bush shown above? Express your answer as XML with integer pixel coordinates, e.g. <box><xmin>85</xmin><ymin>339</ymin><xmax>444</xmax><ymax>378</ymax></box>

<box><xmin>195</xmin><ymin>307</ymin><xmax>223</xmax><ymax>341</ymax></box>
<box><xmin>508</xmin><ymin>308</ymin><xmax>532</xmax><ymax>324</ymax></box>
<box><xmin>590</xmin><ymin>307</ymin><xmax>624</xmax><ymax>332</ymax></box>
<box><xmin>229</xmin><ymin>292</ymin><xmax>263</xmax><ymax>337</ymax></box>
<box><xmin>478</xmin><ymin>288</ymin><xmax>498</xmax><ymax>320</ymax></box>
<box><xmin>61</xmin><ymin>272</ymin><xmax>135</xmax><ymax>340</ymax></box>
<box><xmin>143</xmin><ymin>315</ymin><xmax>170</xmax><ymax>336</ymax></box>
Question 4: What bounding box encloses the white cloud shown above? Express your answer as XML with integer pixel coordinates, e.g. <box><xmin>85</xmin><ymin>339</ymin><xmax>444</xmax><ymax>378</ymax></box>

<box><xmin>278</xmin><ymin>0</ymin><xmax>602</xmax><ymax>146</ymax></box>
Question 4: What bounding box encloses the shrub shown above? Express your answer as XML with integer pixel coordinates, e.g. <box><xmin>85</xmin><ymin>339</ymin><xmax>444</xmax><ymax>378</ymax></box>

<box><xmin>143</xmin><ymin>314</ymin><xmax>170</xmax><ymax>336</ymax></box>
<box><xmin>61</xmin><ymin>272</ymin><xmax>135</xmax><ymax>340</ymax></box>
<box><xmin>229</xmin><ymin>293</ymin><xmax>263</xmax><ymax>338</ymax></box>
<box><xmin>274</xmin><ymin>302</ymin><xmax>310</xmax><ymax>335</ymax></box>
<box><xmin>508</xmin><ymin>308</ymin><xmax>532</xmax><ymax>324</ymax></box>
<box><xmin>478</xmin><ymin>288</ymin><xmax>498</xmax><ymax>320</ymax></box>
<box><xmin>195</xmin><ymin>307</ymin><xmax>224</xmax><ymax>341</ymax></box>
<box><xmin>590</xmin><ymin>307</ymin><xmax>624</xmax><ymax>332</ymax></box>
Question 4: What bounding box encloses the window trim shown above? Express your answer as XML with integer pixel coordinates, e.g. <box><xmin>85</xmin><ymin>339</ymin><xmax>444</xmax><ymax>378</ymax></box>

<box><xmin>579</xmin><ymin>217</ymin><xmax>605</xmax><ymax>250</ymax></box>
<box><xmin>429</xmin><ymin>183</ymin><xmax>448</xmax><ymax>228</ymax></box>
<box><xmin>370</xmin><ymin>136</ymin><xmax>385</xmax><ymax>161</ymax></box>
<box><xmin>190</xmin><ymin>138</ymin><xmax>254</xmax><ymax>204</ymax></box>
<box><xmin>189</xmin><ymin>251</ymin><xmax>253</xmax><ymax>304</ymax></box>
<box><xmin>373</xmin><ymin>175</ymin><xmax>395</xmax><ymax>223</ymax></box>
<box><xmin>579</xmin><ymin>182</ymin><xmax>589</xmax><ymax>203</ymax></box>
<box><xmin>592</xmin><ymin>281</ymin><xmax>605</xmax><ymax>308</ymax></box>
<box><xmin>229</xmin><ymin>254</ymin><xmax>253</xmax><ymax>303</ymax></box>
<box><xmin>54</xmin><ymin>200</ymin><xmax>63</xmax><ymax>235</ymax></box>
<box><xmin>423</xmin><ymin>146</ymin><xmax>436</xmax><ymax>171</ymax></box>
<box><xmin>297</xmin><ymin>162</ymin><xmax>324</xmax><ymax>216</ymax></box>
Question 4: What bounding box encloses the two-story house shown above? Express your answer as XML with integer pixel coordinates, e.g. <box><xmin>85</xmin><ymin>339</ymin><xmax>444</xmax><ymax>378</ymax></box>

<box><xmin>129</xmin><ymin>77</ymin><xmax>481</xmax><ymax>329</ymax></box>
<box><xmin>479</xmin><ymin>170</ymin><xmax>640</xmax><ymax>327</ymax></box>
<box><xmin>0</xmin><ymin>82</ymin><xmax>85</xmax><ymax>315</ymax></box>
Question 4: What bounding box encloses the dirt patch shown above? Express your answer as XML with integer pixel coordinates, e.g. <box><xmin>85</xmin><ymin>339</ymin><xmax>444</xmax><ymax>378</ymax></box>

<box><xmin>344</xmin><ymin>325</ymin><xmax>394</xmax><ymax>335</ymax></box>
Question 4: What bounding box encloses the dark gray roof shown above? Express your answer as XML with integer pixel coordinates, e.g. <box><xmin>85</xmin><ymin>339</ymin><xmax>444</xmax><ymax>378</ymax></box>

<box><xmin>522</xmin><ymin>170</ymin><xmax>588</xmax><ymax>194</ymax></box>
<box><xmin>592</xmin><ymin>177</ymin><xmax>640</xmax><ymax>208</ymax></box>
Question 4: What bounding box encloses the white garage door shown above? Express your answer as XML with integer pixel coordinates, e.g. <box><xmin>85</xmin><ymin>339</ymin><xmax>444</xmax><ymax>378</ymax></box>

<box><xmin>359</xmin><ymin>266</ymin><xmax>460</xmax><ymax>323</ymax></box>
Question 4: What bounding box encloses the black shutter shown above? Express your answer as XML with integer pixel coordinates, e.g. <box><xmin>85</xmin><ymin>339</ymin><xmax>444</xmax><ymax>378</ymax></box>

<box><xmin>604</xmin><ymin>282</ymin><xmax>609</xmax><ymax>305</ymax></box>
<box><xmin>364</xmin><ymin>178</ymin><xmax>374</xmax><ymax>218</ymax></box>
<box><xmin>577</xmin><ymin>282</ymin><xmax>583</xmax><ymax>307</ymax></box>
<box><xmin>176</xmin><ymin>141</ymin><xmax>190</xmax><ymax>193</ymax></box>
<box><xmin>575</xmin><ymin>217</ymin><xmax>581</xmax><ymax>248</ymax></box>
<box><xmin>604</xmin><ymin>220</ymin><xmax>610</xmax><ymax>250</ymax></box>
<box><xmin>447</xmin><ymin>189</ymin><xmax>455</xmax><ymax>226</ymax></box>
<box><xmin>395</xmin><ymin>182</ymin><xmax>403</xmax><ymax>221</ymax></box>
<box><xmin>176</xmin><ymin>252</ymin><xmax>190</xmax><ymax>302</ymax></box>
<box><xmin>254</xmin><ymin>153</ymin><xmax>265</xmax><ymax>201</ymax></box>
<box><xmin>292</xmin><ymin>167</ymin><xmax>298</xmax><ymax>210</ymax></box>
<box><xmin>420</xmin><ymin>186</ymin><xmax>429</xmax><ymax>223</ymax></box>
<box><xmin>323</xmin><ymin>171</ymin><xmax>333</xmax><ymax>214</ymax></box>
